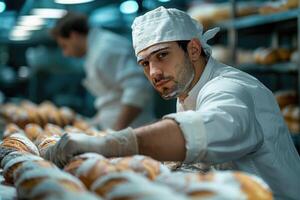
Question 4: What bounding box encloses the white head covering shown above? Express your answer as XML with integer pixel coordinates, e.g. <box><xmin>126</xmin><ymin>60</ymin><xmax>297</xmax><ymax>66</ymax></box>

<box><xmin>132</xmin><ymin>6</ymin><xmax>220</xmax><ymax>56</ymax></box>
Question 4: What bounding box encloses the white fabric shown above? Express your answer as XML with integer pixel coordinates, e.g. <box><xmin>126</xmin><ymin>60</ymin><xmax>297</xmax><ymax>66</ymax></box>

<box><xmin>83</xmin><ymin>28</ymin><xmax>156</xmax><ymax>129</ymax></box>
<box><xmin>164</xmin><ymin>57</ymin><xmax>300</xmax><ymax>200</ymax></box>
<box><xmin>131</xmin><ymin>6</ymin><xmax>219</xmax><ymax>55</ymax></box>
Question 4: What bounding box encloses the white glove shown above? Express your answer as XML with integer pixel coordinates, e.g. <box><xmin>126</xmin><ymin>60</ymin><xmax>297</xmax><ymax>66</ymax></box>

<box><xmin>45</xmin><ymin>128</ymin><xmax>138</xmax><ymax>167</ymax></box>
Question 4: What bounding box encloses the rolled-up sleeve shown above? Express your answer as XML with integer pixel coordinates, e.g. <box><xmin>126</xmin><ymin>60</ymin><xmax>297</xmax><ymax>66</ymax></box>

<box><xmin>164</xmin><ymin>111</ymin><xmax>207</xmax><ymax>163</ymax></box>
<box><xmin>164</xmin><ymin>79</ymin><xmax>264</xmax><ymax>165</ymax></box>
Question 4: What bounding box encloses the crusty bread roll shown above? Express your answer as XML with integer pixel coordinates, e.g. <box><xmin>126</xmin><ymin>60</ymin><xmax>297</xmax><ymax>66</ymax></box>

<box><xmin>282</xmin><ymin>104</ymin><xmax>299</xmax><ymax>121</ymax></box>
<box><xmin>0</xmin><ymin>133</ymin><xmax>39</xmax><ymax>156</ymax></box>
<box><xmin>91</xmin><ymin>171</ymin><xmax>150</xmax><ymax>197</ymax></box>
<box><xmin>37</xmin><ymin>135</ymin><xmax>60</xmax><ymax>158</ymax></box>
<box><xmin>92</xmin><ymin>172</ymin><xmax>182</xmax><ymax>200</ymax></box>
<box><xmin>44</xmin><ymin>123</ymin><xmax>64</xmax><ymax>136</ymax></box>
<box><xmin>3</xmin><ymin>123</ymin><xmax>24</xmax><ymax>139</ymax></box>
<box><xmin>30</xmin><ymin>179</ymin><xmax>100</xmax><ymax>200</ymax></box>
<box><xmin>1</xmin><ymin>151</ymin><xmax>29</xmax><ymax>168</ymax></box>
<box><xmin>16</xmin><ymin>168</ymin><xmax>85</xmax><ymax>199</ymax></box>
<box><xmin>277</xmin><ymin>48</ymin><xmax>291</xmax><ymax>61</ymax></box>
<box><xmin>234</xmin><ymin>172</ymin><xmax>273</xmax><ymax>200</ymax></box>
<box><xmin>64</xmin><ymin>153</ymin><xmax>106</xmax><ymax>175</ymax></box>
<box><xmin>13</xmin><ymin>159</ymin><xmax>57</xmax><ymax>184</ymax></box>
<box><xmin>274</xmin><ymin>90</ymin><xmax>297</xmax><ymax>109</ymax></box>
<box><xmin>156</xmin><ymin>171</ymin><xmax>272</xmax><ymax>200</ymax></box>
<box><xmin>254</xmin><ymin>48</ymin><xmax>279</xmax><ymax>65</ymax></box>
<box><xmin>110</xmin><ymin>155</ymin><xmax>170</xmax><ymax>180</ymax></box>
<box><xmin>59</xmin><ymin>107</ymin><xmax>75</xmax><ymax>126</ymax></box>
<box><xmin>24</xmin><ymin>123</ymin><xmax>43</xmax><ymax>142</ymax></box>
<box><xmin>21</xmin><ymin>103</ymin><xmax>43</xmax><ymax>126</ymax></box>
<box><xmin>3</xmin><ymin>154</ymin><xmax>43</xmax><ymax>184</ymax></box>
<box><xmin>75</xmin><ymin>158</ymin><xmax>118</xmax><ymax>189</ymax></box>
<box><xmin>72</xmin><ymin>119</ymin><xmax>90</xmax><ymax>131</ymax></box>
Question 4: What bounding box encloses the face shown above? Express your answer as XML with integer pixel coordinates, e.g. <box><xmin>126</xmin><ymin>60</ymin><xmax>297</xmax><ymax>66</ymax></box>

<box><xmin>137</xmin><ymin>42</ymin><xmax>195</xmax><ymax>100</ymax></box>
<box><xmin>56</xmin><ymin>33</ymin><xmax>86</xmax><ymax>58</ymax></box>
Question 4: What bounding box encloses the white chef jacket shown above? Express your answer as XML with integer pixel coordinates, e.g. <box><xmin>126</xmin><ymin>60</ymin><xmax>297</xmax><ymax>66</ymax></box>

<box><xmin>165</xmin><ymin>57</ymin><xmax>300</xmax><ymax>200</ymax></box>
<box><xmin>83</xmin><ymin>28</ymin><xmax>156</xmax><ymax>129</ymax></box>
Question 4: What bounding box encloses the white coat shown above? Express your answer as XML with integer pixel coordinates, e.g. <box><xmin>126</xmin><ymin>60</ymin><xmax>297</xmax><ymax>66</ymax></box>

<box><xmin>83</xmin><ymin>28</ymin><xmax>156</xmax><ymax>129</ymax></box>
<box><xmin>165</xmin><ymin>57</ymin><xmax>300</xmax><ymax>200</ymax></box>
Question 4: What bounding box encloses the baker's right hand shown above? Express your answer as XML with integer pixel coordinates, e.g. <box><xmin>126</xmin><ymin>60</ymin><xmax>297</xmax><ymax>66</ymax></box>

<box><xmin>45</xmin><ymin>128</ymin><xmax>138</xmax><ymax>167</ymax></box>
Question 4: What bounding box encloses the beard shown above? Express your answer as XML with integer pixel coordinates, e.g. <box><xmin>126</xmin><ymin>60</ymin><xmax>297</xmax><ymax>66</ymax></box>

<box><xmin>160</xmin><ymin>54</ymin><xmax>195</xmax><ymax>100</ymax></box>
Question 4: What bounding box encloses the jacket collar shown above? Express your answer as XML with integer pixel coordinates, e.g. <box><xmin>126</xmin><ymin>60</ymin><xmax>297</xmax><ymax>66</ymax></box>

<box><xmin>179</xmin><ymin>56</ymin><xmax>216</xmax><ymax>110</ymax></box>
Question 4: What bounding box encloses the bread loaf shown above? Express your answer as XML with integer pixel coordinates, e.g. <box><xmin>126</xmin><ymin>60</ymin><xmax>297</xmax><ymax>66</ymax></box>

<box><xmin>0</xmin><ymin>133</ymin><xmax>39</xmax><ymax>156</ymax></box>
<box><xmin>110</xmin><ymin>155</ymin><xmax>170</xmax><ymax>180</ymax></box>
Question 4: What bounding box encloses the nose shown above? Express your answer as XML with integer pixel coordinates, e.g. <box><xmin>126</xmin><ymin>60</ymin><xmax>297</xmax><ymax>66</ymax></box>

<box><xmin>149</xmin><ymin>62</ymin><xmax>163</xmax><ymax>79</ymax></box>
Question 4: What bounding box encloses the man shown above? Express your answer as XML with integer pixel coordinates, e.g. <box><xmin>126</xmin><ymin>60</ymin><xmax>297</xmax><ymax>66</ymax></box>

<box><xmin>51</xmin><ymin>12</ymin><xmax>155</xmax><ymax>130</ymax></box>
<box><xmin>47</xmin><ymin>7</ymin><xmax>300</xmax><ymax>199</ymax></box>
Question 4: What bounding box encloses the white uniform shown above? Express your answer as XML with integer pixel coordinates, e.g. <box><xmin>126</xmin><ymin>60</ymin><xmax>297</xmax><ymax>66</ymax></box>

<box><xmin>83</xmin><ymin>28</ymin><xmax>156</xmax><ymax>129</ymax></box>
<box><xmin>165</xmin><ymin>57</ymin><xmax>300</xmax><ymax>200</ymax></box>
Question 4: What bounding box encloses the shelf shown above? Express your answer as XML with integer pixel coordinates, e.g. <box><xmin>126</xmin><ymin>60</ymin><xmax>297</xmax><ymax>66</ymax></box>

<box><xmin>237</xmin><ymin>62</ymin><xmax>298</xmax><ymax>74</ymax></box>
<box><xmin>218</xmin><ymin>9</ymin><xmax>300</xmax><ymax>30</ymax></box>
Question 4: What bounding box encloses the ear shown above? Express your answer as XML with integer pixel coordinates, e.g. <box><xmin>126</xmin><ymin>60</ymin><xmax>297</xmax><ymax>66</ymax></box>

<box><xmin>187</xmin><ymin>38</ymin><xmax>202</xmax><ymax>62</ymax></box>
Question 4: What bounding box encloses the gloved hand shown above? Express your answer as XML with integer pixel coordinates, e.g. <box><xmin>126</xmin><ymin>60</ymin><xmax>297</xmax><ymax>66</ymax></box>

<box><xmin>45</xmin><ymin>128</ymin><xmax>138</xmax><ymax>167</ymax></box>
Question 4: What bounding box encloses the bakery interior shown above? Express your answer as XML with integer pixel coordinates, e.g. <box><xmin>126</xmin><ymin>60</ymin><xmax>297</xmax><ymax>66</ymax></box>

<box><xmin>0</xmin><ymin>0</ymin><xmax>299</xmax><ymax>199</ymax></box>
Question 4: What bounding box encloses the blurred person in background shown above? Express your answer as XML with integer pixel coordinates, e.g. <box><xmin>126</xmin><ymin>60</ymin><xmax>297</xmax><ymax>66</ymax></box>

<box><xmin>51</xmin><ymin>12</ymin><xmax>156</xmax><ymax>130</ymax></box>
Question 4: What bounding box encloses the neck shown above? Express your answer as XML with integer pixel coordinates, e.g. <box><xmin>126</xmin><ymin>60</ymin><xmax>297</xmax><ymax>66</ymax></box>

<box><xmin>178</xmin><ymin>56</ymin><xmax>208</xmax><ymax>102</ymax></box>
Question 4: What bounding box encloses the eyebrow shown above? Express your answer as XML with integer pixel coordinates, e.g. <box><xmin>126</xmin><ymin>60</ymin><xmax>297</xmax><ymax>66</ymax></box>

<box><xmin>137</xmin><ymin>47</ymin><xmax>170</xmax><ymax>64</ymax></box>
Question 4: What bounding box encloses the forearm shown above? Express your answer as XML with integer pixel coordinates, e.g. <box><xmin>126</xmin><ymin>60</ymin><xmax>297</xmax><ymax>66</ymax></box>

<box><xmin>134</xmin><ymin>119</ymin><xmax>186</xmax><ymax>162</ymax></box>
<box><xmin>113</xmin><ymin>104</ymin><xmax>142</xmax><ymax>130</ymax></box>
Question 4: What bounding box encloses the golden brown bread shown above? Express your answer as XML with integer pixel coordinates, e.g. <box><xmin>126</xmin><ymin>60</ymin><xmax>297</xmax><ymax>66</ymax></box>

<box><xmin>24</xmin><ymin>123</ymin><xmax>44</xmax><ymax>142</ymax></box>
<box><xmin>13</xmin><ymin>159</ymin><xmax>57</xmax><ymax>184</ymax></box>
<box><xmin>59</xmin><ymin>107</ymin><xmax>75</xmax><ymax>126</ymax></box>
<box><xmin>3</xmin><ymin>123</ymin><xmax>24</xmax><ymax>139</ymax></box>
<box><xmin>72</xmin><ymin>119</ymin><xmax>90</xmax><ymax>131</ymax></box>
<box><xmin>43</xmin><ymin>123</ymin><xmax>64</xmax><ymax>136</ymax></box>
<box><xmin>110</xmin><ymin>155</ymin><xmax>163</xmax><ymax>180</ymax></box>
<box><xmin>3</xmin><ymin>154</ymin><xmax>43</xmax><ymax>184</ymax></box>
<box><xmin>64</xmin><ymin>153</ymin><xmax>106</xmax><ymax>175</ymax></box>
<box><xmin>234</xmin><ymin>172</ymin><xmax>273</xmax><ymax>200</ymax></box>
<box><xmin>76</xmin><ymin>158</ymin><xmax>119</xmax><ymax>189</ymax></box>
<box><xmin>274</xmin><ymin>90</ymin><xmax>297</xmax><ymax>109</ymax></box>
<box><xmin>0</xmin><ymin>133</ymin><xmax>40</xmax><ymax>156</ymax></box>
<box><xmin>37</xmin><ymin>136</ymin><xmax>60</xmax><ymax>158</ymax></box>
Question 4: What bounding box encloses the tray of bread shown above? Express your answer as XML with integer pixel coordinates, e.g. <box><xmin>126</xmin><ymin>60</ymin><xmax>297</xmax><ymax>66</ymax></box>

<box><xmin>0</xmin><ymin>101</ymin><xmax>274</xmax><ymax>200</ymax></box>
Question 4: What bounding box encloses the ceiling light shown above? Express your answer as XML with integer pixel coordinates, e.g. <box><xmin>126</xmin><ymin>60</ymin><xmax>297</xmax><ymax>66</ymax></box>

<box><xmin>55</xmin><ymin>0</ymin><xmax>95</xmax><ymax>4</ymax></box>
<box><xmin>14</xmin><ymin>25</ymin><xmax>43</xmax><ymax>31</ymax></box>
<box><xmin>10</xmin><ymin>29</ymin><xmax>31</xmax><ymax>37</ymax></box>
<box><xmin>31</xmin><ymin>8</ymin><xmax>67</xmax><ymax>19</ymax></box>
<box><xmin>120</xmin><ymin>0</ymin><xmax>139</xmax><ymax>14</ymax></box>
<box><xmin>9</xmin><ymin>35</ymin><xmax>31</xmax><ymax>41</ymax></box>
<box><xmin>0</xmin><ymin>1</ymin><xmax>5</xmax><ymax>13</ymax></box>
<box><xmin>18</xmin><ymin>15</ymin><xmax>45</xmax><ymax>27</ymax></box>
<box><xmin>158</xmin><ymin>0</ymin><xmax>171</xmax><ymax>2</ymax></box>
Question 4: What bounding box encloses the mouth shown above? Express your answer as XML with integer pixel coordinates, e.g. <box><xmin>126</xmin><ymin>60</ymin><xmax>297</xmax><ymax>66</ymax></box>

<box><xmin>154</xmin><ymin>79</ymin><xmax>171</xmax><ymax>88</ymax></box>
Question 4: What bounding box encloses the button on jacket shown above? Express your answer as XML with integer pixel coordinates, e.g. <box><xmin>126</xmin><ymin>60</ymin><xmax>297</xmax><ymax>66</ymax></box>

<box><xmin>165</xmin><ymin>57</ymin><xmax>300</xmax><ymax>200</ymax></box>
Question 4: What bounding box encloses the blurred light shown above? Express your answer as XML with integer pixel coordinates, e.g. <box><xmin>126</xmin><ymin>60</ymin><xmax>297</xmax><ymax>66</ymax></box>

<box><xmin>18</xmin><ymin>15</ymin><xmax>45</xmax><ymax>27</ymax></box>
<box><xmin>31</xmin><ymin>8</ymin><xmax>67</xmax><ymax>19</ymax></box>
<box><xmin>10</xmin><ymin>29</ymin><xmax>31</xmax><ymax>37</ymax></box>
<box><xmin>120</xmin><ymin>0</ymin><xmax>139</xmax><ymax>14</ymax></box>
<box><xmin>14</xmin><ymin>25</ymin><xmax>43</xmax><ymax>31</ymax></box>
<box><xmin>9</xmin><ymin>35</ymin><xmax>31</xmax><ymax>41</ymax></box>
<box><xmin>158</xmin><ymin>0</ymin><xmax>171</xmax><ymax>2</ymax></box>
<box><xmin>18</xmin><ymin>66</ymin><xmax>30</xmax><ymax>79</ymax></box>
<box><xmin>55</xmin><ymin>0</ymin><xmax>95</xmax><ymax>4</ymax></box>
<box><xmin>0</xmin><ymin>1</ymin><xmax>6</xmax><ymax>13</ymax></box>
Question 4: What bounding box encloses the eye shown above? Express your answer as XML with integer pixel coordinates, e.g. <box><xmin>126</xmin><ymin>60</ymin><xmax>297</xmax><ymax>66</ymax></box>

<box><xmin>157</xmin><ymin>52</ymin><xmax>168</xmax><ymax>59</ymax></box>
<box><xmin>139</xmin><ymin>61</ymin><xmax>149</xmax><ymax>68</ymax></box>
